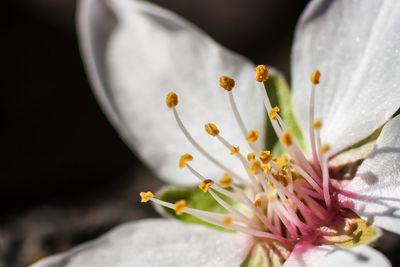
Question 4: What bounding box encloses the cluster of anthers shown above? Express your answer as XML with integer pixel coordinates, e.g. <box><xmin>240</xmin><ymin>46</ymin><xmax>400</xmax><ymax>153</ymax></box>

<box><xmin>140</xmin><ymin>65</ymin><xmax>353</xmax><ymax>251</ymax></box>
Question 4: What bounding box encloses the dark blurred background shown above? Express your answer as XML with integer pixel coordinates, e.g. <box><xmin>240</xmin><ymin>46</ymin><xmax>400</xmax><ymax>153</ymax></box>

<box><xmin>1</xmin><ymin>0</ymin><xmax>311</xmax><ymax>266</ymax></box>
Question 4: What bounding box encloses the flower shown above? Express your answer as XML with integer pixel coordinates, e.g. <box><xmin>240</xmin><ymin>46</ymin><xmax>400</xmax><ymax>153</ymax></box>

<box><xmin>32</xmin><ymin>0</ymin><xmax>400</xmax><ymax>266</ymax></box>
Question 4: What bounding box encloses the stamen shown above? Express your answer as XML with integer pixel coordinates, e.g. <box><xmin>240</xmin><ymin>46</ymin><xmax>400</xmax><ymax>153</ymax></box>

<box><xmin>248</xmin><ymin>160</ymin><xmax>262</xmax><ymax>174</ymax></box>
<box><xmin>315</xmin><ymin>130</ymin><xmax>332</xmax><ymax>209</ymax></box>
<box><xmin>223</xmin><ymin>215</ymin><xmax>232</xmax><ymax>227</ymax></box>
<box><xmin>275</xmin><ymin>112</ymin><xmax>321</xmax><ymax>183</ymax></box>
<box><xmin>220</xmin><ymin>76</ymin><xmax>260</xmax><ymax>153</ymax></box>
<box><xmin>258</xmin><ymin>77</ymin><xmax>321</xmax><ymax>183</ymax></box>
<box><xmin>261</xmin><ymin>164</ymin><xmax>272</xmax><ymax>174</ymax></box>
<box><xmin>208</xmin><ymin>189</ymin><xmax>262</xmax><ymax>230</ymax></box>
<box><xmin>185</xmin><ymin>162</ymin><xmax>279</xmax><ymax>234</ymax></box>
<box><xmin>233</xmin><ymin>183</ymin><xmax>282</xmax><ymax>235</ymax></box>
<box><xmin>215</xmin><ymin>134</ymin><xmax>262</xmax><ymax>192</ymax></box>
<box><xmin>308</xmin><ymin>70</ymin><xmax>321</xmax><ymax>171</ymax></box>
<box><xmin>247</xmin><ymin>152</ymin><xmax>256</xmax><ymax>162</ymax></box>
<box><xmin>150</xmin><ymin>197</ymin><xmax>235</xmax><ymax>223</ymax></box>
<box><xmin>300</xmin><ymin>193</ymin><xmax>329</xmax><ymax>220</ymax></box>
<box><xmin>179</xmin><ymin>154</ymin><xmax>193</xmax><ymax>168</ymax></box>
<box><xmin>185</xmin><ymin>163</ymin><xmax>254</xmax><ymax>204</ymax></box>
<box><xmin>266</xmin><ymin>173</ymin><xmax>321</xmax><ymax>228</ymax></box>
<box><xmin>230</xmin><ymin>145</ymin><xmax>240</xmax><ymax>155</ymax></box>
<box><xmin>288</xmin><ymin>163</ymin><xmax>322</xmax><ymax>193</ymax></box>
<box><xmin>273</xmin><ymin>202</ymin><xmax>299</xmax><ymax>239</ymax></box>
<box><xmin>219</xmin><ymin>173</ymin><xmax>232</xmax><ymax>187</ymax></box>
<box><xmin>174</xmin><ymin>200</ymin><xmax>186</xmax><ymax>215</ymax></box>
<box><xmin>310</xmin><ymin>69</ymin><xmax>321</xmax><ymax>85</ymax></box>
<box><xmin>146</xmin><ymin>193</ymin><xmax>288</xmax><ymax>243</ymax></box>
<box><xmin>281</xmin><ymin>132</ymin><xmax>292</xmax><ymax>146</ymax></box>
<box><xmin>268</xmin><ymin>106</ymin><xmax>280</xmax><ymax>120</ymax></box>
<box><xmin>319</xmin><ymin>144</ymin><xmax>330</xmax><ymax>155</ymax></box>
<box><xmin>320</xmin><ymin>153</ymin><xmax>332</xmax><ymax>209</ymax></box>
<box><xmin>205</xmin><ymin>123</ymin><xmax>220</xmax><ymax>136</ymax></box>
<box><xmin>140</xmin><ymin>191</ymin><xmax>154</xmax><ymax>203</ymax></box>
<box><xmin>199</xmin><ymin>179</ymin><xmax>214</xmax><ymax>192</ymax></box>
<box><xmin>169</xmin><ymin>101</ymin><xmax>244</xmax><ymax>183</ymax></box>
<box><xmin>254</xmin><ymin>197</ymin><xmax>262</xmax><ymax>207</ymax></box>
<box><xmin>246</xmin><ymin>130</ymin><xmax>259</xmax><ymax>143</ymax></box>
<box><xmin>255</xmin><ymin>65</ymin><xmax>269</xmax><ymax>82</ymax></box>
<box><xmin>219</xmin><ymin>76</ymin><xmax>235</xmax><ymax>91</ymax></box>
<box><xmin>166</xmin><ymin>92</ymin><xmax>178</xmax><ymax>108</ymax></box>
<box><xmin>312</xmin><ymin>119</ymin><xmax>322</xmax><ymax>129</ymax></box>
<box><xmin>259</xmin><ymin>151</ymin><xmax>272</xmax><ymax>164</ymax></box>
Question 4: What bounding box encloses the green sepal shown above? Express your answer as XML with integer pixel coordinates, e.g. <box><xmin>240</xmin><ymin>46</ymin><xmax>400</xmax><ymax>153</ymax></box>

<box><xmin>157</xmin><ymin>185</ymin><xmax>236</xmax><ymax>231</ymax></box>
<box><xmin>263</xmin><ymin>72</ymin><xmax>305</xmax><ymax>157</ymax></box>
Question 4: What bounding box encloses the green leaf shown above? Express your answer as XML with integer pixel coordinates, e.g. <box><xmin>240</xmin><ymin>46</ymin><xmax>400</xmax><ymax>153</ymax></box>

<box><xmin>157</xmin><ymin>186</ymin><xmax>237</xmax><ymax>231</ymax></box>
<box><xmin>263</xmin><ymin>72</ymin><xmax>305</xmax><ymax>157</ymax></box>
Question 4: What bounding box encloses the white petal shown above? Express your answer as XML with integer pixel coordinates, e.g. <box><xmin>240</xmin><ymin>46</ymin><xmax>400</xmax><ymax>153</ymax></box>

<box><xmin>339</xmin><ymin>115</ymin><xmax>400</xmax><ymax>235</ymax></box>
<box><xmin>283</xmin><ymin>242</ymin><xmax>390</xmax><ymax>267</ymax></box>
<box><xmin>31</xmin><ymin>219</ymin><xmax>253</xmax><ymax>267</ymax></box>
<box><xmin>77</xmin><ymin>0</ymin><xmax>264</xmax><ymax>185</ymax></box>
<box><xmin>292</xmin><ymin>0</ymin><xmax>400</xmax><ymax>154</ymax></box>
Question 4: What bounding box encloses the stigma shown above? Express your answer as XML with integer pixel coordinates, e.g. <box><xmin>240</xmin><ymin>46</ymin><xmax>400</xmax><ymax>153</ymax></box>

<box><xmin>141</xmin><ymin>66</ymin><xmax>361</xmax><ymax>250</ymax></box>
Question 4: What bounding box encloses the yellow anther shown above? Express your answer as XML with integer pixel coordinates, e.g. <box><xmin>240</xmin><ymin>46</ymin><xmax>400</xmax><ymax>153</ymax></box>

<box><xmin>220</xmin><ymin>173</ymin><xmax>232</xmax><ymax>188</ymax></box>
<box><xmin>259</xmin><ymin>151</ymin><xmax>272</xmax><ymax>164</ymax></box>
<box><xmin>247</xmin><ymin>152</ymin><xmax>256</xmax><ymax>162</ymax></box>
<box><xmin>219</xmin><ymin>76</ymin><xmax>235</xmax><ymax>91</ymax></box>
<box><xmin>275</xmin><ymin>154</ymin><xmax>290</xmax><ymax>170</ymax></box>
<box><xmin>246</xmin><ymin>130</ymin><xmax>259</xmax><ymax>143</ymax></box>
<box><xmin>268</xmin><ymin>106</ymin><xmax>280</xmax><ymax>120</ymax></box>
<box><xmin>174</xmin><ymin>200</ymin><xmax>186</xmax><ymax>216</ymax></box>
<box><xmin>205</xmin><ymin>123</ymin><xmax>219</xmax><ymax>136</ymax></box>
<box><xmin>166</xmin><ymin>92</ymin><xmax>178</xmax><ymax>108</ymax></box>
<box><xmin>199</xmin><ymin>179</ymin><xmax>214</xmax><ymax>192</ymax></box>
<box><xmin>319</xmin><ymin>144</ymin><xmax>330</xmax><ymax>155</ymax></box>
<box><xmin>254</xmin><ymin>197</ymin><xmax>262</xmax><ymax>207</ymax></box>
<box><xmin>255</xmin><ymin>65</ymin><xmax>269</xmax><ymax>82</ymax></box>
<box><xmin>230</xmin><ymin>145</ymin><xmax>240</xmax><ymax>155</ymax></box>
<box><xmin>281</xmin><ymin>132</ymin><xmax>292</xmax><ymax>146</ymax></box>
<box><xmin>275</xmin><ymin>173</ymin><xmax>289</xmax><ymax>187</ymax></box>
<box><xmin>291</xmin><ymin>169</ymin><xmax>300</xmax><ymax>181</ymax></box>
<box><xmin>310</xmin><ymin>70</ymin><xmax>321</xmax><ymax>85</ymax></box>
<box><xmin>261</xmin><ymin>164</ymin><xmax>272</xmax><ymax>174</ymax></box>
<box><xmin>140</xmin><ymin>191</ymin><xmax>154</xmax><ymax>203</ymax></box>
<box><xmin>312</xmin><ymin>119</ymin><xmax>322</xmax><ymax>130</ymax></box>
<box><xmin>249</xmin><ymin>160</ymin><xmax>261</xmax><ymax>174</ymax></box>
<box><xmin>223</xmin><ymin>215</ymin><xmax>232</xmax><ymax>227</ymax></box>
<box><xmin>179</xmin><ymin>154</ymin><xmax>193</xmax><ymax>168</ymax></box>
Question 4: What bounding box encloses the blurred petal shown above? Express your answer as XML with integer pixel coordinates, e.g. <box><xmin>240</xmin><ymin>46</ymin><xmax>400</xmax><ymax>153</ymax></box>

<box><xmin>77</xmin><ymin>0</ymin><xmax>265</xmax><ymax>185</ymax></box>
<box><xmin>292</xmin><ymin>0</ymin><xmax>400</xmax><ymax>154</ymax></box>
<box><xmin>339</xmin><ymin>115</ymin><xmax>400</xmax><ymax>234</ymax></box>
<box><xmin>283</xmin><ymin>242</ymin><xmax>390</xmax><ymax>267</ymax></box>
<box><xmin>31</xmin><ymin>219</ymin><xmax>253</xmax><ymax>267</ymax></box>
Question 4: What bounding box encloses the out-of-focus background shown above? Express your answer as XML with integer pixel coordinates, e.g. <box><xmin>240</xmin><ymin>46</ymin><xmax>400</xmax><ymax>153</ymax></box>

<box><xmin>3</xmin><ymin>1</ymin><xmax>397</xmax><ymax>266</ymax></box>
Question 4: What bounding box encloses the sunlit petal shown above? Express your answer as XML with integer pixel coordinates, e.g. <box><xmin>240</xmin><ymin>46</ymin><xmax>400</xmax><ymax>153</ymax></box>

<box><xmin>339</xmin><ymin>115</ymin><xmax>400</xmax><ymax>235</ymax></box>
<box><xmin>31</xmin><ymin>219</ymin><xmax>253</xmax><ymax>267</ymax></box>
<box><xmin>283</xmin><ymin>242</ymin><xmax>390</xmax><ymax>267</ymax></box>
<box><xmin>292</xmin><ymin>0</ymin><xmax>400</xmax><ymax>154</ymax></box>
<box><xmin>77</xmin><ymin>0</ymin><xmax>264</xmax><ymax>185</ymax></box>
